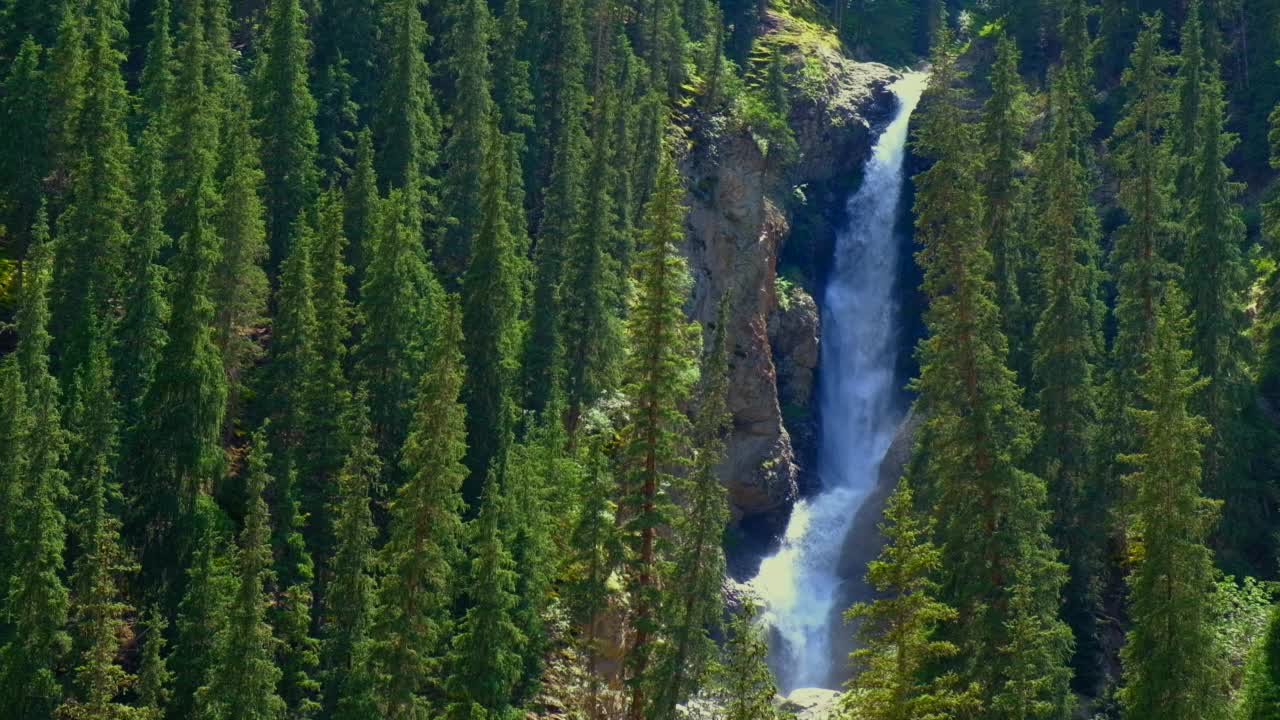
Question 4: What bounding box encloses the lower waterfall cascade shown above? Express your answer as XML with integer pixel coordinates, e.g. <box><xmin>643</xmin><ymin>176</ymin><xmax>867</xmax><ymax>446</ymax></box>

<box><xmin>749</xmin><ymin>71</ymin><xmax>929</xmax><ymax>694</ymax></box>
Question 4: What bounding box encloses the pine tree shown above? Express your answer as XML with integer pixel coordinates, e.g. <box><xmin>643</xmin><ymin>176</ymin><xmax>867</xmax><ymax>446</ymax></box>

<box><xmin>911</xmin><ymin>40</ymin><xmax>1074</xmax><ymax>717</ymax></box>
<box><xmin>300</xmin><ymin>190</ymin><xmax>353</xmax><ymax>546</ymax></box>
<box><xmin>1118</xmin><ymin>286</ymin><xmax>1230</xmax><ymax>720</ymax></box>
<box><xmin>440</xmin><ymin>0</ymin><xmax>495</xmax><ymax>280</ymax></box>
<box><xmin>841</xmin><ymin>480</ymin><xmax>974</xmax><ymax>720</ymax></box>
<box><xmin>0</xmin><ymin>224</ymin><xmax>71</xmax><ymax>720</ymax></box>
<box><xmin>0</xmin><ymin>38</ymin><xmax>48</xmax><ymax>263</ymax></box>
<box><xmin>136</xmin><ymin>608</ymin><xmax>173</xmax><ymax>719</ymax></box>
<box><xmin>461</xmin><ymin>123</ymin><xmax>522</xmax><ymax>494</ymax></box>
<box><xmin>979</xmin><ymin>32</ymin><xmax>1032</xmax><ymax>382</ymax></box>
<box><xmin>116</xmin><ymin>5</ymin><xmax>173</xmax><ymax>435</ymax></box>
<box><xmin>312</xmin><ymin>0</ymin><xmax>378</xmax><ymax>179</ymax></box>
<box><xmin>369</xmin><ymin>299</ymin><xmax>468</xmax><ymax>720</ymax></box>
<box><xmin>354</xmin><ymin>189</ymin><xmax>443</xmax><ymax>483</ymax></box>
<box><xmin>0</xmin><ymin>358</ymin><xmax>26</xmax><ymax>638</ymax></box>
<box><xmin>271</xmin><ymin>466</ymin><xmax>321</xmax><ymax>720</ymax></box>
<box><xmin>256</xmin><ymin>0</ymin><xmax>319</xmax><ymax>268</ymax></box>
<box><xmin>344</xmin><ymin>128</ymin><xmax>380</xmax><ymax>289</ymax></box>
<box><xmin>650</xmin><ymin>298</ymin><xmax>733</xmax><ymax>720</ymax></box>
<box><xmin>171</xmin><ymin>504</ymin><xmax>234</xmax><ymax>720</ymax></box>
<box><xmin>620</xmin><ymin>149</ymin><xmax>699</xmax><ymax>720</ymax></box>
<box><xmin>1183</xmin><ymin>57</ymin><xmax>1248</xmax><ymax>503</ymax></box>
<box><xmin>51</xmin><ymin>0</ymin><xmax>133</xmax><ymax>389</ymax></box>
<box><xmin>45</xmin><ymin>0</ymin><xmax>86</xmax><ymax>186</ymax></box>
<box><xmin>132</xmin><ymin>0</ymin><xmax>227</xmax><ymax>566</ymax></box>
<box><xmin>523</xmin><ymin>0</ymin><xmax>589</xmax><ymax>415</ymax></box>
<box><xmin>1029</xmin><ymin>66</ymin><xmax>1103</xmax><ymax>695</ymax></box>
<box><xmin>1100</xmin><ymin>14</ymin><xmax>1176</xmax><ymax>533</ymax></box>
<box><xmin>213</xmin><ymin>86</ymin><xmax>270</xmax><ymax>417</ymax></box>
<box><xmin>265</xmin><ymin>218</ymin><xmax>319</xmax><ymax>463</ymax></box>
<box><xmin>717</xmin><ymin>599</ymin><xmax>782</xmax><ymax>720</ymax></box>
<box><xmin>563</xmin><ymin>69</ymin><xmax>624</xmax><ymax>432</ymax></box>
<box><xmin>57</xmin><ymin>331</ymin><xmax>141</xmax><ymax>720</ymax></box>
<box><xmin>193</xmin><ymin>429</ymin><xmax>286</xmax><ymax>720</ymax></box>
<box><xmin>320</xmin><ymin>393</ymin><xmax>379</xmax><ymax>718</ymax></box>
<box><xmin>376</xmin><ymin>0</ymin><xmax>441</xmax><ymax>207</ymax></box>
<box><xmin>1170</xmin><ymin>1</ymin><xmax>1206</xmax><ymax>251</ymax></box>
<box><xmin>492</xmin><ymin>0</ymin><xmax>533</xmax><ymax>144</ymax></box>
<box><xmin>443</xmin><ymin>474</ymin><xmax>524</xmax><ymax>720</ymax></box>
<box><xmin>566</xmin><ymin>436</ymin><xmax>620</xmax><ymax>720</ymax></box>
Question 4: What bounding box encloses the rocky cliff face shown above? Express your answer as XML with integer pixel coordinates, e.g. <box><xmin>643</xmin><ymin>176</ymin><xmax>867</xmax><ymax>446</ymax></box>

<box><xmin>681</xmin><ymin>11</ymin><xmax>899</xmax><ymax>531</ymax></box>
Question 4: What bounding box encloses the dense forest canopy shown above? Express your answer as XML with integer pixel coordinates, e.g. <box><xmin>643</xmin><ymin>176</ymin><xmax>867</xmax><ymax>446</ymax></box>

<box><xmin>5</xmin><ymin>0</ymin><xmax>1280</xmax><ymax>718</ymax></box>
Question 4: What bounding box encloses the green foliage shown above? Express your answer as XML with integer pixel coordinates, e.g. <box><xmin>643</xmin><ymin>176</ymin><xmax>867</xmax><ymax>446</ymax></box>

<box><xmin>717</xmin><ymin>599</ymin><xmax>785</xmax><ymax>720</ymax></box>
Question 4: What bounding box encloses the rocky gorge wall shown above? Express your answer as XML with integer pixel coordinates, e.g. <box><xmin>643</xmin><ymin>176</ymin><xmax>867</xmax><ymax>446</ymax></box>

<box><xmin>679</xmin><ymin>9</ymin><xmax>900</xmax><ymax>557</ymax></box>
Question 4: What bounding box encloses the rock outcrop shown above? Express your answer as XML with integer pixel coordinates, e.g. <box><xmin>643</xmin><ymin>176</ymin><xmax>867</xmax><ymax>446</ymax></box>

<box><xmin>683</xmin><ymin>8</ymin><xmax>899</xmax><ymax>527</ymax></box>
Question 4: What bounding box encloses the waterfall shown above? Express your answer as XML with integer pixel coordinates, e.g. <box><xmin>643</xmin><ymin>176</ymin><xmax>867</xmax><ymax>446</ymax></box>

<box><xmin>750</xmin><ymin>72</ymin><xmax>929</xmax><ymax>693</ymax></box>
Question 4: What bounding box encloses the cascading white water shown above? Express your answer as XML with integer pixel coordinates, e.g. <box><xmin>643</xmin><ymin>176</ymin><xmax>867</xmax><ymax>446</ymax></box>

<box><xmin>750</xmin><ymin>72</ymin><xmax>928</xmax><ymax>693</ymax></box>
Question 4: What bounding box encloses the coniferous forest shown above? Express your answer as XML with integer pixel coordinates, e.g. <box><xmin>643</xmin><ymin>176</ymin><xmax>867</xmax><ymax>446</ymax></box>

<box><xmin>7</xmin><ymin>0</ymin><xmax>1280</xmax><ymax>718</ymax></box>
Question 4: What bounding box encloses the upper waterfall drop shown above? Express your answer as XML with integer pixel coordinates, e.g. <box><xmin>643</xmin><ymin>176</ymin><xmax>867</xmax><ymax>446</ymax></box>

<box><xmin>749</xmin><ymin>71</ymin><xmax>929</xmax><ymax>694</ymax></box>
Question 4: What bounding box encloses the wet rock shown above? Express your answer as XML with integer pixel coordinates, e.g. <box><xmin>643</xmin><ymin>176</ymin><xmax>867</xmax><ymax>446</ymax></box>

<box><xmin>782</xmin><ymin>687</ymin><xmax>843</xmax><ymax>720</ymax></box>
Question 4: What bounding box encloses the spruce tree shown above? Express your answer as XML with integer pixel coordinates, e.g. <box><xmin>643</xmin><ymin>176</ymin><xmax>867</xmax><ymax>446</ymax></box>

<box><xmin>461</xmin><ymin>123</ymin><xmax>522</xmax><ymax>494</ymax></box>
<box><xmin>1118</xmin><ymin>286</ymin><xmax>1230</xmax><ymax>720</ymax></box>
<box><xmin>45</xmin><ymin>0</ymin><xmax>86</xmax><ymax>187</ymax></box>
<box><xmin>979</xmin><ymin>32</ymin><xmax>1032</xmax><ymax>383</ymax></box>
<box><xmin>376</xmin><ymin>0</ymin><xmax>441</xmax><ymax>206</ymax></box>
<box><xmin>136</xmin><ymin>608</ymin><xmax>173</xmax><ymax>719</ymax></box>
<box><xmin>213</xmin><ymin>87</ymin><xmax>270</xmax><ymax>417</ymax></box>
<box><xmin>271</xmin><ymin>467</ymin><xmax>321</xmax><ymax>720</ymax></box>
<box><xmin>911</xmin><ymin>40</ymin><xmax>1074</xmax><ymax>717</ymax></box>
<box><xmin>0</xmin><ymin>225</ymin><xmax>71</xmax><ymax>720</ymax></box>
<box><xmin>523</xmin><ymin>0</ymin><xmax>589</xmax><ymax>415</ymax></box>
<box><xmin>132</xmin><ymin>0</ymin><xmax>227</xmax><ymax>566</ymax></box>
<box><xmin>0</xmin><ymin>38</ymin><xmax>48</xmax><ymax>263</ymax></box>
<box><xmin>320</xmin><ymin>393</ymin><xmax>379</xmax><ymax>718</ymax></box>
<box><xmin>51</xmin><ymin>0</ymin><xmax>133</xmax><ymax>388</ymax></box>
<box><xmin>566</xmin><ymin>437</ymin><xmax>620</xmax><ymax>720</ymax></box>
<box><xmin>443</xmin><ymin>474</ymin><xmax>524</xmax><ymax>720</ymax></box>
<box><xmin>354</xmin><ymin>189</ymin><xmax>443</xmax><ymax>484</ymax></box>
<box><xmin>0</xmin><ymin>358</ymin><xmax>26</xmax><ymax>634</ymax></box>
<box><xmin>619</xmin><ymin>149</ymin><xmax>699</xmax><ymax>720</ymax></box>
<box><xmin>171</xmin><ymin>505</ymin><xmax>234</xmax><ymax>720</ymax></box>
<box><xmin>1100</xmin><ymin>15</ymin><xmax>1176</xmax><ymax>528</ymax></box>
<box><xmin>193</xmin><ymin>430</ymin><xmax>286</xmax><ymax>720</ymax></box>
<box><xmin>1170</xmin><ymin>1</ymin><xmax>1206</xmax><ymax>249</ymax></box>
<box><xmin>1029</xmin><ymin>67</ymin><xmax>1103</xmax><ymax>694</ymax></box>
<box><xmin>312</xmin><ymin>0</ymin><xmax>378</xmax><ymax>179</ymax></box>
<box><xmin>1182</xmin><ymin>56</ymin><xmax>1248</xmax><ymax>503</ymax></box>
<box><xmin>717</xmin><ymin>599</ymin><xmax>782</xmax><ymax>720</ymax></box>
<box><xmin>492</xmin><ymin>0</ymin><xmax>534</xmax><ymax>144</ymax></box>
<box><xmin>344</xmin><ymin>128</ymin><xmax>380</xmax><ymax>289</ymax></box>
<box><xmin>841</xmin><ymin>480</ymin><xmax>974</xmax><ymax>720</ymax></box>
<box><xmin>58</xmin><ymin>331</ymin><xmax>140</xmax><ymax>720</ymax></box>
<box><xmin>116</xmin><ymin>32</ymin><xmax>173</xmax><ymax>436</ymax></box>
<box><xmin>265</xmin><ymin>218</ymin><xmax>319</xmax><ymax>463</ymax></box>
<box><xmin>369</xmin><ymin>299</ymin><xmax>468</xmax><ymax>720</ymax></box>
<box><xmin>256</xmin><ymin>0</ymin><xmax>319</xmax><ymax>268</ymax></box>
<box><xmin>440</xmin><ymin>0</ymin><xmax>495</xmax><ymax>280</ymax></box>
<box><xmin>650</xmin><ymin>298</ymin><xmax>733</xmax><ymax>720</ymax></box>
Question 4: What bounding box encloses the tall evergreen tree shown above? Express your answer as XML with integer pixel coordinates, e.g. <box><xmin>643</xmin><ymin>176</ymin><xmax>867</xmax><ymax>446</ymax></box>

<box><xmin>320</xmin><ymin>393</ymin><xmax>379</xmax><ymax>718</ymax></box>
<box><xmin>171</xmin><ymin>505</ymin><xmax>234</xmax><ymax>720</ymax></box>
<box><xmin>619</xmin><ymin>150</ymin><xmax>699</xmax><ymax>720</ymax></box>
<box><xmin>1239</xmin><ymin>603</ymin><xmax>1280</xmax><ymax>720</ymax></box>
<box><xmin>354</xmin><ymin>189</ymin><xmax>443</xmax><ymax>483</ymax></box>
<box><xmin>264</xmin><ymin>218</ymin><xmax>319</xmax><ymax>464</ymax></box>
<box><xmin>376</xmin><ymin>0</ymin><xmax>441</xmax><ymax>210</ymax></box>
<box><xmin>911</xmin><ymin>40</ymin><xmax>1074</xmax><ymax>717</ymax></box>
<box><xmin>841</xmin><ymin>480</ymin><xmax>974</xmax><ymax>720</ymax></box>
<box><xmin>136</xmin><ymin>608</ymin><xmax>173</xmax><ymax>720</ymax></box>
<box><xmin>132</xmin><ymin>0</ymin><xmax>227</xmax><ymax>568</ymax></box>
<box><xmin>1029</xmin><ymin>66</ymin><xmax>1103</xmax><ymax>694</ymax></box>
<box><xmin>522</xmin><ymin>0</ymin><xmax>589</xmax><ymax>415</ymax></box>
<box><xmin>311</xmin><ymin>0</ymin><xmax>378</xmax><ymax>179</ymax></box>
<box><xmin>213</xmin><ymin>87</ymin><xmax>270</xmax><ymax>419</ymax></box>
<box><xmin>270</xmin><ymin>467</ymin><xmax>321</xmax><ymax>720</ymax></box>
<box><xmin>1182</xmin><ymin>56</ymin><xmax>1248</xmax><ymax>503</ymax></box>
<box><xmin>443</xmin><ymin>475</ymin><xmax>524</xmax><ymax>720</ymax></box>
<box><xmin>51</xmin><ymin>0</ymin><xmax>133</xmax><ymax>389</ymax></box>
<box><xmin>0</xmin><ymin>224</ymin><xmax>71</xmax><ymax>720</ymax></box>
<box><xmin>343</xmin><ymin>128</ymin><xmax>380</xmax><ymax>289</ymax></box>
<box><xmin>440</xmin><ymin>0</ymin><xmax>495</xmax><ymax>280</ymax></box>
<box><xmin>0</xmin><ymin>38</ymin><xmax>48</xmax><ymax>264</ymax></box>
<box><xmin>566</xmin><ymin>437</ymin><xmax>619</xmax><ymax>720</ymax></box>
<box><xmin>1170</xmin><ymin>1</ymin><xmax>1206</xmax><ymax>252</ymax></box>
<box><xmin>256</xmin><ymin>0</ymin><xmax>319</xmax><ymax>268</ymax></box>
<box><xmin>979</xmin><ymin>32</ymin><xmax>1032</xmax><ymax>383</ymax></box>
<box><xmin>716</xmin><ymin>599</ymin><xmax>783</xmax><ymax>720</ymax></box>
<box><xmin>369</xmin><ymin>299</ymin><xmax>468</xmax><ymax>720</ymax></box>
<box><xmin>193</xmin><ymin>429</ymin><xmax>286</xmax><ymax>720</ymax></box>
<box><xmin>1118</xmin><ymin>286</ymin><xmax>1230</xmax><ymax>720</ymax></box>
<box><xmin>58</xmin><ymin>331</ymin><xmax>141</xmax><ymax>720</ymax></box>
<box><xmin>461</xmin><ymin>122</ymin><xmax>522</xmax><ymax>495</ymax></box>
<box><xmin>45</xmin><ymin>0</ymin><xmax>86</xmax><ymax>188</ymax></box>
<box><xmin>650</xmin><ymin>298</ymin><xmax>733</xmax><ymax>720</ymax></box>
